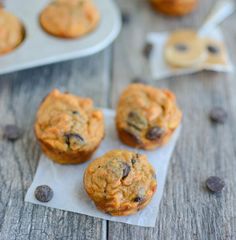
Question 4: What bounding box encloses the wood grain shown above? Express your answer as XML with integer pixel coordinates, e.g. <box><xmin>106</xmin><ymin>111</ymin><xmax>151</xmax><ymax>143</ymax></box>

<box><xmin>109</xmin><ymin>0</ymin><xmax>236</xmax><ymax>239</ymax></box>
<box><xmin>0</xmin><ymin>50</ymin><xmax>111</xmax><ymax>240</ymax></box>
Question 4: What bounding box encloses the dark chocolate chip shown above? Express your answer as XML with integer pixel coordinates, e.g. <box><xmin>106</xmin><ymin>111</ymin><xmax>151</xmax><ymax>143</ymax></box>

<box><xmin>146</xmin><ymin>126</ymin><xmax>164</xmax><ymax>140</ymax></box>
<box><xmin>72</xmin><ymin>111</ymin><xmax>79</xmax><ymax>115</ymax></box>
<box><xmin>206</xmin><ymin>176</ymin><xmax>225</xmax><ymax>193</ymax></box>
<box><xmin>64</xmin><ymin>133</ymin><xmax>84</xmax><ymax>147</ymax></box>
<box><xmin>131</xmin><ymin>158</ymin><xmax>136</xmax><ymax>165</ymax></box>
<box><xmin>127</xmin><ymin>111</ymin><xmax>147</xmax><ymax>131</ymax></box>
<box><xmin>131</xmin><ymin>77</ymin><xmax>149</xmax><ymax>85</ymax></box>
<box><xmin>121</xmin><ymin>11</ymin><xmax>131</xmax><ymax>25</ymax></box>
<box><xmin>207</xmin><ymin>45</ymin><xmax>219</xmax><ymax>54</ymax></box>
<box><xmin>175</xmin><ymin>43</ymin><xmax>188</xmax><ymax>52</ymax></box>
<box><xmin>133</xmin><ymin>196</ymin><xmax>144</xmax><ymax>202</ymax></box>
<box><xmin>122</xmin><ymin>163</ymin><xmax>131</xmax><ymax>179</ymax></box>
<box><xmin>143</xmin><ymin>43</ymin><xmax>153</xmax><ymax>59</ymax></box>
<box><xmin>124</xmin><ymin>128</ymin><xmax>142</xmax><ymax>145</ymax></box>
<box><xmin>3</xmin><ymin>125</ymin><xmax>22</xmax><ymax>141</ymax></box>
<box><xmin>34</xmin><ymin>185</ymin><xmax>54</xmax><ymax>202</ymax></box>
<box><xmin>209</xmin><ymin>107</ymin><xmax>227</xmax><ymax>124</ymax></box>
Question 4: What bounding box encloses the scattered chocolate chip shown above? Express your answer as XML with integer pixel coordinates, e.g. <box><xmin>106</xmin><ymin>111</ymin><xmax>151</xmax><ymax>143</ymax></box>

<box><xmin>34</xmin><ymin>185</ymin><xmax>54</xmax><ymax>202</ymax></box>
<box><xmin>146</xmin><ymin>126</ymin><xmax>164</xmax><ymax>140</ymax></box>
<box><xmin>3</xmin><ymin>124</ymin><xmax>22</xmax><ymax>141</ymax></box>
<box><xmin>133</xmin><ymin>196</ymin><xmax>144</xmax><ymax>203</ymax></box>
<box><xmin>72</xmin><ymin>111</ymin><xmax>79</xmax><ymax>115</ymax></box>
<box><xmin>175</xmin><ymin>43</ymin><xmax>188</xmax><ymax>52</ymax></box>
<box><xmin>121</xmin><ymin>11</ymin><xmax>131</xmax><ymax>25</ymax></box>
<box><xmin>127</xmin><ymin>111</ymin><xmax>147</xmax><ymax>131</ymax></box>
<box><xmin>131</xmin><ymin>77</ymin><xmax>149</xmax><ymax>85</ymax></box>
<box><xmin>122</xmin><ymin>163</ymin><xmax>131</xmax><ymax>179</ymax></box>
<box><xmin>207</xmin><ymin>45</ymin><xmax>219</xmax><ymax>54</ymax></box>
<box><xmin>64</xmin><ymin>133</ymin><xmax>84</xmax><ymax>147</ymax></box>
<box><xmin>206</xmin><ymin>176</ymin><xmax>225</xmax><ymax>193</ymax></box>
<box><xmin>143</xmin><ymin>43</ymin><xmax>153</xmax><ymax>59</ymax></box>
<box><xmin>209</xmin><ymin>107</ymin><xmax>227</xmax><ymax>124</ymax></box>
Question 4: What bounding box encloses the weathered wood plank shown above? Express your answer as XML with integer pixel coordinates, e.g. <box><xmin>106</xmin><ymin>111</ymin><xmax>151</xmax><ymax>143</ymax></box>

<box><xmin>0</xmin><ymin>49</ymin><xmax>111</xmax><ymax>240</ymax></box>
<box><xmin>109</xmin><ymin>0</ymin><xmax>236</xmax><ymax>239</ymax></box>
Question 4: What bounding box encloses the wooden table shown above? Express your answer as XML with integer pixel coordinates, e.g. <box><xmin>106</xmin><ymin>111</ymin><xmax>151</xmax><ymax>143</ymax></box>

<box><xmin>1</xmin><ymin>0</ymin><xmax>236</xmax><ymax>239</ymax></box>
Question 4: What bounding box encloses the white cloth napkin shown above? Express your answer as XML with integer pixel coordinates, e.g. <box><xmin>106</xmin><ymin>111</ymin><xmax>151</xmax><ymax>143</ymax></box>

<box><xmin>147</xmin><ymin>27</ymin><xmax>233</xmax><ymax>80</ymax></box>
<box><xmin>25</xmin><ymin>108</ymin><xmax>181</xmax><ymax>227</ymax></box>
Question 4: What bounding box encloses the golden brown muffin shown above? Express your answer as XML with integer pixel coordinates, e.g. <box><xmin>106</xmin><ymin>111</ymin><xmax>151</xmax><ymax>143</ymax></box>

<box><xmin>84</xmin><ymin>150</ymin><xmax>157</xmax><ymax>216</ymax></box>
<box><xmin>165</xmin><ymin>29</ymin><xmax>207</xmax><ymax>68</ymax></box>
<box><xmin>203</xmin><ymin>38</ymin><xmax>228</xmax><ymax>67</ymax></box>
<box><xmin>34</xmin><ymin>89</ymin><xmax>104</xmax><ymax>164</ymax></box>
<box><xmin>0</xmin><ymin>8</ymin><xmax>25</xmax><ymax>55</ymax></box>
<box><xmin>116</xmin><ymin>84</ymin><xmax>182</xmax><ymax>150</ymax></box>
<box><xmin>40</xmin><ymin>0</ymin><xmax>100</xmax><ymax>38</ymax></box>
<box><xmin>150</xmin><ymin>0</ymin><xmax>198</xmax><ymax>16</ymax></box>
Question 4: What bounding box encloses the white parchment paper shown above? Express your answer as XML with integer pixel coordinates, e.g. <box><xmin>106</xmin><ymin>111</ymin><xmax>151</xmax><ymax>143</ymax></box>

<box><xmin>25</xmin><ymin>108</ymin><xmax>181</xmax><ymax>227</ymax></box>
<box><xmin>148</xmin><ymin>27</ymin><xmax>233</xmax><ymax>80</ymax></box>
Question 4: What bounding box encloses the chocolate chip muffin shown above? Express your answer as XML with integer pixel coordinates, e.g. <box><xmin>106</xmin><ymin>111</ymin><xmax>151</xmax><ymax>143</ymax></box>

<box><xmin>0</xmin><ymin>8</ymin><xmax>25</xmax><ymax>55</ymax></box>
<box><xmin>40</xmin><ymin>0</ymin><xmax>100</xmax><ymax>38</ymax></box>
<box><xmin>84</xmin><ymin>150</ymin><xmax>157</xmax><ymax>216</ymax></box>
<box><xmin>165</xmin><ymin>29</ymin><xmax>207</xmax><ymax>68</ymax></box>
<box><xmin>34</xmin><ymin>89</ymin><xmax>104</xmax><ymax>164</ymax></box>
<box><xmin>116</xmin><ymin>84</ymin><xmax>182</xmax><ymax>150</ymax></box>
<box><xmin>150</xmin><ymin>0</ymin><xmax>198</xmax><ymax>16</ymax></box>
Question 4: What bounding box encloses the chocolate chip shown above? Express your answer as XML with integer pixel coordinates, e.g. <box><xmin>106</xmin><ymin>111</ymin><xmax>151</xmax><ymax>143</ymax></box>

<box><xmin>143</xmin><ymin>43</ymin><xmax>153</xmax><ymax>59</ymax></box>
<box><xmin>131</xmin><ymin>77</ymin><xmax>149</xmax><ymax>85</ymax></box>
<box><xmin>122</xmin><ymin>163</ymin><xmax>131</xmax><ymax>179</ymax></box>
<box><xmin>206</xmin><ymin>176</ymin><xmax>225</xmax><ymax>193</ymax></box>
<box><xmin>3</xmin><ymin>125</ymin><xmax>22</xmax><ymax>141</ymax></box>
<box><xmin>34</xmin><ymin>185</ymin><xmax>54</xmax><ymax>202</ymax></box>
<box><xmin>121</xmin><ymin>11</ymin><xmax>131</xmax><ymax>25</ymax></box>
<box><xmin>124</xmin><ymin>129</ymin><xmax>142</xmax><ymax>145</ymax></box>
<box><xmin>127</xmin><ymin>111</ymin><xmax>147</xmax><ymax>131</ymax></box>
<box><xmin>64</xmin><ymin>133</ymin><xmax>84</xmax><ymax>147</ymax></box>
<box><xmin>72</xmin><ymin>111</ymin><xmax>79</xmax><ymax>115</ymax></box>
<box><xmin>146</xmin><ymin>126</ymin><xmax>164</xmax><ymax>140</ymax></box>
<box><xmin>209</xmin><ymin>107</ymin><xmax>227</xmax><ymax>124</ymax></box>
<box><xmin>175</xmin><ymin>43</ymin><xmax>188</xmax><ymax>52</ymax></box>
<box><xmin>207</xmin><ymin>45</ymin><xmax>219</xmax><ymax>54</ymax></box>
<box><xmin>133</xmin><ymin>196</ymin><xmax>144</xmax><ymax>202</ymax></box>
<box><xmin>131</xmin><ymin>158</ymin><xmax>136</xmax><ymax>165</ymax></box>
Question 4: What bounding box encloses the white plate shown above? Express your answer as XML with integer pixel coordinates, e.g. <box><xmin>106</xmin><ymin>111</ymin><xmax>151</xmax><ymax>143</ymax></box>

<box><xmin>0</xmin><ymin>0</ymin><xmax>121</xmax><ymax>75</ymax></box>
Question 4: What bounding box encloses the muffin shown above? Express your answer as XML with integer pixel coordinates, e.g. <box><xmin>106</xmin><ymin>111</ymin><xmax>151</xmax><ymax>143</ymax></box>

<box><xmin>40</xmin><ymin>0</ymin><xmax>100</xmax><ymax>38</ymax></box>
<box><xmin>165</xmin><ymin>29</ymin><xmax>207</xmax><ymax>68</ymax></box>
<box><xmin>0</xmin><ymin>8</ymin><xmax>25</xmax><ymax>55</ymax></box>
<box><xmin>84</xmin><ymin>150</ymin><xmax>157</xmax><ymax>216</ymax></box>
<box><xmin>150</xmin><ymin>0</ymin><xmax>198</xmax><ymax>16</ymax></box>
<box><xmin>116</xmin><ymin>84</ymin><xmax>182</xmax><ymax>150</ymax></box>
<box><xmin>34</xmin><ymin>89</ymin><xmax>104</xmax><ymax>164</ymax></box>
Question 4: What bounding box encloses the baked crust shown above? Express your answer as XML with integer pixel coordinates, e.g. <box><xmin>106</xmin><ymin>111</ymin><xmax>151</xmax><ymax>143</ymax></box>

<box><xmin>84</xmin><ymin>150</ymin><xmax>157</xmax><ymax>216</ymax></box>
<box><xmin>34</xmin><ymin>89</ymin><xmax>104</xmax><ymax>164</ymax></box>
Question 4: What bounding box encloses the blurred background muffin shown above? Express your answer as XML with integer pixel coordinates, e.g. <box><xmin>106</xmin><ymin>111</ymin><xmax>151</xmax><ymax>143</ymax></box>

<box><xmin>150</xmin><ymin>0</ymin><xmax>198</xmax><ymax>16</ymax></box>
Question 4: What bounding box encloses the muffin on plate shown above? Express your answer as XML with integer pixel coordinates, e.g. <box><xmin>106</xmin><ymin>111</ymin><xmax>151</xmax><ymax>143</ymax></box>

<box><xmin>40</xmin><ymin>0</ymin><xmax>100</xmax><ymax>38</ymax></box>
<box><xmin>150</xmin><ymin>0</ymin><xmax>198</xmax><ymax>16</ymax></box>
<box><xmin>164</xmin><ymin>29</ymin><xmax>207</xmax><ymax>68</ymax></box>
<box><xmin>84</xmin><ymin>150</ymin><xmax>157</xmax><ymax>216</ymax></box>
<box><xmin>116</xmin><ymin>84</ymin><xmax>182</xmax><ymax>150</ymax></box>
<box><xmin>0</xmin><ymin>8</ymin><xmax>25</xmax><ymax>55</ymax></box>
<box><xmin>34</xmin><ymin>89</ymin><xmax>104</xmax><ymax>164</ymax></box>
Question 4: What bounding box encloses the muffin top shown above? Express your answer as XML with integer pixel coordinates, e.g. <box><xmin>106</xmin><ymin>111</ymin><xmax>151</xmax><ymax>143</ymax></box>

<box><xmin>35</xmin><ymin>89</ymin><xmax>104</xmax><ymax>153</ymax></box>
<box><xmin>0</xmin><ymin>8</ymin><xmax>24</xmax><ymax>55</ymax></box>
<box><xmin>84</xmin><ymin>150</ymin><xmax>157</xmax><ymax>215</ymax></box>
<box><xmin>116</xmin><ymin>84</ymin><xmax>182</xmax><ymax>148</ymax></box>
<box><xmin>40</xmin><ymin>0</ymin><xmax>100</xmax><ymax>38</ymax></box>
